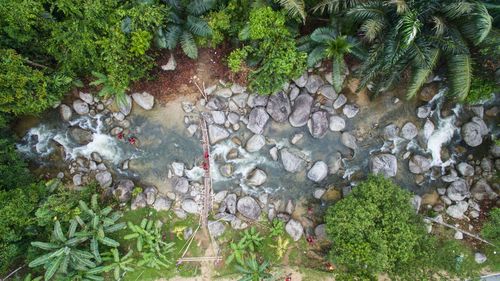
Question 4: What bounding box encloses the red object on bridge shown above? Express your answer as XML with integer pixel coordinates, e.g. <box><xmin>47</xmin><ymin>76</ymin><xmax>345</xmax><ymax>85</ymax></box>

<box><xmin>285</xmin><ymin>276</ymin><xmax>292</xmax><ymax>281</ymax></box>
<box><xmin>202</xmin><ymin>161</ymin><xmax>209</xmax><ymax>170</ymax></box>
<box><xmin>128</xmin><ymin>137</ymin><xmax>136</xmax><ymax>145</ymax></box>
<box><xmin>117</xmin><ymin>132</ymin><xmax>124</xmax><ymax>140</ymax></box>
<box><xmin>204</xmin><ymin>151</ymin><xmax>209</xmax><ymax>159</ymax></box>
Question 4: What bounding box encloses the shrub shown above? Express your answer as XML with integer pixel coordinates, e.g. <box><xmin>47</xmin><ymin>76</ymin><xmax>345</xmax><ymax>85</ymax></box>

<box><xmin>0</xmin><ymin>138</ymin><xmax>33</xmax><ymax>190</ymax></box>
<box><xmin>464</xmin><ymin>76</ymin><xmax>497</xmax><ymax>104</ymax></box>
<box><xmin>481</xmin><ymin>208</ymin><xmax>500</xmax><ymax>271</ymax></box>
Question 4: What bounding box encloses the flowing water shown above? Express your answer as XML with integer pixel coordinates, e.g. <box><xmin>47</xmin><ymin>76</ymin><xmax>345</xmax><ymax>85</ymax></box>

<box><xmin>16</xmin><ymin>89</ymin><xmax>499</xmax><ymax>199</ymax></box>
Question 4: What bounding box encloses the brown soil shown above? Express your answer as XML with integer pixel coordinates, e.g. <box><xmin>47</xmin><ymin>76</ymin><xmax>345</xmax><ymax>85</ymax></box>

<box><xmin>129</xmin><ymin>46</ymin><xmax>234</xmax><ymax>104</ymax></box>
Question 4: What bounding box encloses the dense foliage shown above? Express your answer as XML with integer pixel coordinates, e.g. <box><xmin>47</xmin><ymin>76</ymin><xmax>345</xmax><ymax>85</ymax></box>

<box><xmin>325</xmin><ymin>175</ymin><xmax>480</xmax><ymax>280</ymax></box>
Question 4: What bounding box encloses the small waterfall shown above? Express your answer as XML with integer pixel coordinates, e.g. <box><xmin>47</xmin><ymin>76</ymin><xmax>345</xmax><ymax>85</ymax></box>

<box><xmin>425</xmin><ymin>89</ymin><xmax>461</xmax><ymax>167</ymax></box>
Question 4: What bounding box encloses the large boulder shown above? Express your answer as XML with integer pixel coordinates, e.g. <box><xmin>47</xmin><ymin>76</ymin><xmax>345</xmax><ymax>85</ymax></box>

<box><xmin>457</xmin><ymin>162</ymin><xmax>474</xmax><ymax>177</ymax></box>
<box><xmin>73</xmin><ymin>99</ymin><xmax>89</xmax><ymax>115</ymax></box>
<box><xmin>224</xmin><ymin>194</ymin><xmax>237</xmax><ymax>214</ymax></box>
<box><xmin>266</xmin><ymin>91</ymin><xmax>291</xmax><ymax>122</ymax></box>
<box><xmin>462</xmin><ymin>122</ymin><xmax>483</xmax><ymax>147</ymax></box>
<box><xmin>246</xmin><ymin>134</ymin><xmax>266</xmax><ymax>152</ymax></box>
<box><xmin>308</xmin><ymin>111</ymin><xmax>329</xmax><ymax>138</ymax></box>
<box><xmin>447</xmin><ymin>179</ymin><xmax>470</xmax><ymax>201</ymax></box>
<box><xmin>293</xmin><ymin>73</ymin><xmax>308</xmax><ymax>87</ymax></box>
<box><xmin>247</xmin><ymin>95</ymin><xmax>268</xmax><ymax>108</ymax></box>
<box><xmin>286</xmin><ymin>219</ymin><xmax>303</xmax><ymax>241</ymax></box>
<box><xmin>341</xmin><ymin>132</ymin><xmax>357</xmax><ymax>150</ymax></box>
<box><xmin>237</xmin><ymin>196</ymin><xmax>261</xmax><ymax>220</ymax></box>
<box><xmin>307</xmin><ymin>161</ymin><xmax>328</xmax><ymax>182</ymax></box>
<box><xmin>60</xmin><ymin>104</ymin><xmax>73</xmax><ymax>121</ymax></box>
<box><xmin>172</xmin><ymin>177</ymin><xmax>189</xmax><ymax>193</ymax></box>
<box><xmin>401</xmin><ymin>122</ymin><xmax>418</xmax><ymax>140</ymax></box>
<box><xmin>96</xmin><ymin>171</ymin><xmax>112</xmax><ymax>188</ymax></box>
<box><xmin>305</xmin><ymin>75</ymin><xmax>324</xmax><ymax>94</ymax></box>
<box><xmin>208</xmin><ymin>125</ymin><xmax>230</xmax><ymax>144</ymax></box>
<box><xmin>113</xmin><ymin>179</ymin><xmax>134</xmax><ymax>202</ymax></box>
<box><xmin>446</xmin><ymin>201</ymin><xmax>468</xmax><ymax>219</ymax></box>
<box><xmin>69</xmin><ymin>127</ymin><xmax>93</xmax><ymax>145</ymax></box>
<box><xmin>247</xmin><ymin>168</ymin><xmax>267</xmax><ymax>186</ymax></box>
<box><xmin>317</xmin><ymin>85</ymin><xmax>337</xmax><ymax>100</ymax></box>
<box><xmin>247</xmin><ymin>107</ymin><xmax>269</xmax><ymax>134</ymax></box>
<box><xmin>280</xmin><ymin>148</ymin><xmax>305</xmax><ymax>173</ymax></box>
<box><xmin>409</xmin><ymin>155</ymin><xmax>432</xmax><ymax>174</ymax></box>
<box><xmin>383</xmin><ymin>124</ymin><xmax>399</xmax><ymax>140</ymax></box>
<box><xmin>370</xmin><ymin>154</ymin><xmax>398</xmax><ymax>177</ymax></box>
<box><xmin>471</xmin><ymin>179</ymin><xmax>498</xmax><ymax>201</ymax></box>
<box><xmin>289</xmin><ymin>94</ymin><xmax>313</xmax><ymax>127</ymax></box>
<box><xmin>329</xmin><ymin>115</ymin><xmax>346</xmax><ymax>131</ymax></box>
<box><xmin>132</xmin><ymin>92</ymin><xmax>154</xmax><ymax>110</ymax></box>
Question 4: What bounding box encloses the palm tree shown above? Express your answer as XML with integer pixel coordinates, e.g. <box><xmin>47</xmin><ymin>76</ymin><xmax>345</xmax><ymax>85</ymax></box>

<box><xmin>74</xmin><ymin>194</ymin><xmax>126</xmax><ymax>263</ymax></box>
<box><xmin>275</xmin><ymin>0</ymin><xmax>306</xmax><ymax>22</ymax></box>
<box><xmin>156</xmin><ymin>0</ymin><xmax>214</xmax><ymax>59</ymax></box>
<box><xmin>29</xmin><ymin>221</ymin><xmax>95</xmax><ymax>280</ymax></box>
<box><xmin>299</xmin><ymin>26</ymin><xmax>366</xmax><ymax>92</ymax></box>
<box><xmin>346</xmin><ymin>0</ymin><xmax>492</xmax><ymax>100</ymax></box>
<box><xmin>87</xmin><ymin>248</ymin><xmax>134</xmax><ymax>281</ymax></box>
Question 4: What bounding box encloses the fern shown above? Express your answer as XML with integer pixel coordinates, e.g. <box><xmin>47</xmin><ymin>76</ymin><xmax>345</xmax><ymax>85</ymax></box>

<box><xmin>307</xmin><ymin>46</ymin><xmax>326</xmax><ymax>67</ymax></box>
<box><xmin>460</xmin><ymin>2</ymin><xmax>492</xmax><ymax>45</ymax></box>
<box><xmin>447</xmin><ymin>53</ymin><xmax>471</xmax><ymax>101</ymax></box>
<box><xmin>186</xmin><ymin>15</ymin><xmax>212</xmax><ymax>37</ymax></box>
<box><xmin>180</xmin><ymin>31</ymin><xmax>198</xmax><ymax>59</ymax></box>
<box><xmin>163</xmin><ymin>25</ymin><xmax>182</xmax><ymax>50</ymax></box>
<box><xmin>186</xmin><ymin>0</ymin><xmax>215</xmax><ymax>16</ymax></box>
<box><xmin>406</xmin><ymin>49</ymin><xmax>440</xmax><ymax>99</ymax></box>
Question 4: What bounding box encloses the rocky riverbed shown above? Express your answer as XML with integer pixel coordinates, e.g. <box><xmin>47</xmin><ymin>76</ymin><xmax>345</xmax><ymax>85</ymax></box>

<box><xmin>16</xmin><ymin>66</ymin><xmax>500</xmax><ymax>242</ymax></box>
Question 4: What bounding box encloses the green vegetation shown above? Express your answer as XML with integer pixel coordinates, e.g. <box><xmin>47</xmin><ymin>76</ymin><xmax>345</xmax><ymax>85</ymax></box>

<box><xmin>325</xmin><ymin>175</ymin><xmax>481</xmax><ymax>280</ymax></box>
<box><xmin>481</xmin><ymin>208</ymin><xmax>500</xmax><ymax>271</ymax></box>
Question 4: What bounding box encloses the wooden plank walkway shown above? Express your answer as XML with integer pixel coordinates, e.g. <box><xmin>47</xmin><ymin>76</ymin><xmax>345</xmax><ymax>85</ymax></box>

<box><xmin>199</xmin><ymin>116</ymin><xmax>213</xmax><ymax>228</ymax></box>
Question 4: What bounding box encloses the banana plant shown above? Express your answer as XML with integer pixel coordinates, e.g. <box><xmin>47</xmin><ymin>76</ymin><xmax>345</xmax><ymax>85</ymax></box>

<box><xmin>136</xmin><ymin>246</ymin><xmax>174</xmax><ymax>269</ymax></box>
<box><xmin>29</xmin><ymin>220</ymin><xmax>95</xmax><ymax>281</ymax></box>
<box><xmin>269</xmin><ymin>219</ymin><xmax>285</xmax><ymax>238</ymax></box>
<box><xmin>87</xmin><ymin>248</ymin><xmax>135</xmax><ymax>281</ymax></box>
<box><xmin>226</xmin><ymin>240</ymin><xmax>246</xmax><ymax>265</ymax></box>
<box><xmin>269</xmin><ymin>236</ymin><xmax>289</xmax><ymax>259</ymax></box>
<box><xmin>74</xmin><ymin>194</ymin><xmax>125</xmax><ymax>263</ymax></box>
<box><xmin>240</xmin><ymin>227</ymin><xmax>263</xmax><ymax>252</ymax></box>
<box><xmin>235</xmin><ymin>257</ymin><xmax>273</xmax><ymax>281</ymax></box>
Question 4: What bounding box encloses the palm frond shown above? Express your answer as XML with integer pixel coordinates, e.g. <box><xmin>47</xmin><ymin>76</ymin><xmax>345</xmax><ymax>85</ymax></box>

<box><xmin>397</xmin><ymin>10</ymin><xmax>421</xmax><ymax>46</ymax></box>
<box><xmin>312</xmin><ymin>0</ymin><xmax>365</xmax><ymax>14</ymax></box>
<box><xmin>331</xmin><ymin>56</ymin><xmax>347</xmax><ymax>92</ymax></box>
<box><xmin>164</xmin><ymin>25</ymin><xmax>182</xmax><ymax>50</ymax></box>
<box><xmin>390</xmin><ymin>0</ymin><xmax>408</xmax><ymax>14</ymax></box>
<box><xmin>180</xmin><ymin>31</ymin><xmax>198</xmax><ymax>59</ymax></box>
<box><xmin>406</xmin><ymin>49</ymin><xmax>440</xmax><ymax>99</ymax></box>
<box><xmin>310</xmin><ymin>27</ymin><xmax>336</xmax><ymax>43</ymax></box>
<box><xmin>307</xmin><ymin>46</ymin><xmax>327</xmax><ymax>67</ymax></box>
<box><xmin>186</xmin><ymin>16</ymin><xmax>212</xmax><ymax>37</ymax></box>
<box><xmin>347</xmin><ymin>1</ymin><xmax>386</xmax><ymax>22</ymax></box>
<box><xmin>275</xmin><ymin>0</ymin><xmax>306</xmax><ymax>23</ymax></box>
<box><xmin>186</xmin><ymin>0</ymin><xmax>215</xmax><ymax>16</ymax></box>
<box><xmin>460</xmin><ymin>2</ymin><xmax>492</xmax><ymax>45</ymax></box>
<box><xmin>447</xmin><ymin>53</ymin><xmax>471</xmax><ymax>101</ymax></box>
<box><xmin>431</xmin><ymin>16</ymin><xmax>447</xmax><ymax>36</ymax></box>
<box><xmin>442</xmin><ymin>0</ymin><xmax>474</xmax><ymax>19</ymax></box>
<box><xmin>360</xmin><ymin>18</ymin><xmax>386</xmax><ymax>42</ymax></box>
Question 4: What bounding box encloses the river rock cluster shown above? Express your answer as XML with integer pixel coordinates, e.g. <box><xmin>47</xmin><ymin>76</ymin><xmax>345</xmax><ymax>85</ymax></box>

<box><xmin>56</xmin><ymin>91</ymin><xmax>155</xmax><ymax>188</ymax></box>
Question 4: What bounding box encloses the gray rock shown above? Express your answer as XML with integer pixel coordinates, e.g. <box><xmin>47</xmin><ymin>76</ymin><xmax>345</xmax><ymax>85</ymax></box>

<box><xmin>280</xmin><ymin>148</ymin><xmax>305</xmax><ymax>173</ymax></box>
<box><xmin>401</xmin><ymin>122</ymin><xmax>418</xmax><ymax>140</ymax></box>
<box><xmin>219</xmin><ymin>163</ymin><xmax>234</xmax><ymax>177</ymax></box>
<box><xmin>208</xmin><ymin>220</ymin><xmax>226</xmax><ymax>238</ymax></box>
<box><xmin>246</xmin><ymin>134</ymin><xmax>266</xmax><ymax>152</ymax></box>
<box><xmin>214</xmin><ymin>87</ymin><xmax>232</xmax><ymax>98</ymax></box>
<box><xmin>269</xmin><ymin>147</ymin><xmax>278</xmax><ymax>161</ymax></box>
<box><xmin>79</xmin><ymin>92</ymin><xmax>94</xmax><ymax>105</ymax></box>
<box><xmin>131</xmin><ymin>194</ymin><xmax>147</xmax><ymax>210</ymax></box>
<box><xmin>447</xmin><ymin>179</ymin><xmax>470</xmax><ymax>201</ymax></box>
<box><xmin>132</xmin><ymin>92</ymin><xmax>154</xmax><ymax>110</ymax></box>
<box><xmin>73</xmin><ymin>99</ymin><xmax>89</xmax><ymax>115</ymax></box>
<box><xmin>472</xmin><ymin>117</ymin><xmax>489</xmax><ymax>136</ymax></box>
<box><xmin>208</xmin><ymin>124</ymin><xmax>230</xmax><ymax>144</ymax></box>
<box><xmin>232</xmin><ymin>93</ymin><xmax>248</xmax><ymax>108</ymax></box>
<box><xmin>247</xmin><ymin>94</ymin><xmax>268</xmax><ymax>108</ymax></box>
<box><xmin>225</xmin><ymin>194</ymin><xmax>237</xmax><ymax>214</ymax></box>
<box><xmin>91</xmin><ymin>152</ymin><xmax>102</xmax><ymax>163</ymax></box>
<box><xmin>318</xmin><ymin>85</ymin><xmax>337</xmax><ymax>100</ymax></box>
<box><xmin>173</xmin><ymin>177</ymin><xmax>189</xmax><ymax>193</ymax></box>
<box><xmin>69</xmin><ymin>127</ymin><xmax>93</xmax><ymax>145</ymax></box>
<box><xmin>462</xmin><ymin>122</ymin><xmax>483</xmax><ymax>147</ymax></box>
<box><xmin>457</xmin><ymin>162</ymin><xmax>474</xmax><ymax>177</ymax></box>
<box><xmin>161</xmin><ymin>53</ymin><xmax>177</xmax><ymax>70</ymax></box>
<box><xmin>289</xmin><ymin>87</ymin><xmax>300</xmax><ymax>101</ymax></box>
<box><xmin>247</xmin><ymin>107</ymin><xmax>270</xmax><ymax>134</ymax></box>
<box><xmin>266</xmin><ymin>91</ymin><xmax>291</xmax><ymax>122</ymax></box>
<box><xmin>247</xmin><ymin>169</ymin><xmax>267</xmax><ymax>186</ymax></box>
<box><xmin>446</xmin><ymin>201</ymin><xmax>468</xmax><ymax>219</ymax></box>
<box><xmin>60</xmin><ymin>104</ymin><xmax>73</xmax><ymax>121</ymax></box>
<box><xmin>343</xmin><ymin>104</ymin><xmax>359</xmax><ymax>118</ymax></box>
<box><xmin>230</xmin><ymin>218</ymin><xmax>248</xmax><ymax>230</ymax></box>
<box><xmin>293</xmin><ymin>73</ymin><xmax>308</xmax><ymax>87</ymax></box>
<box><xmin>95</xmin><ymin>171</ymin><xmax>112</xmax><ymax>188</ymax></box>
<box><xmin>231</xmin><ymin>83</ymin><xmax>246</xmax><ymax>94</ymax></box>
<box><xmin>423</xmin><ymin>119</ymin><xmax>435</xmax><ymax>141</ymax></box>
<box><xmin>454</xmin><ymin>231</ymin><xmax>464</xmax><ymax>240</ymax></box>
<box><xmin>113</xmin><ymin>180</ymin><xmax>134</xmax><ymax>202</ymax></box>
<box><xmin>328</xmin><ymin>152</ymin><xmax>342</xmax><ymax>174</ymax></box>
<box><xmin>182</xmin><ymin>101</ymin><xmax>194</xmax><ymax>113</ymax></box>
<box><xmin>143</xmin><ymin>186</ymin><xmax>158</xmax><ymax>205</ymax></box>
<box><xmin>475</xmin><ymin>252</ymin><xmax>487</xmax><ymax>264</ymax></box>
<box><xmin>214</xmin><ymin>190</ymin><xmax>228</xmax><ymax>203</ymax></box>
<box><xmin>187</xmin><ymin>124</ymin><xmax>198</xmax><ymax>136</ymax></box>
<box><xmin>409</xmin><ymin>155</ymin><xmax>432</xmax><ymax>174</ymax></box>
<box><xmin>286</xmin><ymin>219</ymin><xmax>303</xmax><ymax>241</ymax></box>
<box><xmin>113</xmin><ymin>112</ymin><xmax>125</xmax><ymax>121</ymax></box>
<box><xmin>211</xmin><ymin>111</ymin><xmax>226</xmax><ymax>124</ymax></box>
<box><xmin>307</xmin><ymin>161</ymin><xmax>328</xmax><ymax>182</ymax></box>
<box><xmin>313</xmin><ymin>188</ymin><xmax>326</xmax><ymax>199</ymax></box>
<box><xmin>341</xmin><ymin>132</ymin><xmax>357</xmax><ymax>150</ymax></box>
<box><xmin>206</xmin><ymin>96</ymin><xmax>226</xmax><ymax>110</ymax></box>
<box><xmin>118</xmin><ymin>95</ymin><xmax>133</xmax><ymax>116</ymax></box>
<box><xmin>307</xmin><ymin>111</ymin><xmax>329</xmax><ymax>138</ymax></box>
<box><xmin>182</xmin><ymin>199</ymin><xmax>199</xmax><ymax>214</ymax></box>
<box><xmin>383</xmin><ymin>124</ymin><xmax>399</xmax><ymax>140</ymax></box>
<box><xmin>73</xmin><ymin>174</ymin><xmax>83</xmax><ymax>186</ymax></box>
<box><xmin>471</xmin><ymin>179</ymin><xmax>497</xmax><ymax>201</ymax></box>
<box><xmin>227</xmin><ymin>112</ymin><xmax>240</xmax><ymax>124</ymax></box>
<box><xmin>329</xmin><ymin>115</ymin><xmax>345</xmax><ymax>131</ymax></box>
<box><xmin>289</xmin><ymin>93</ymin><xmax>313</xmax><ymax>127</ymax></box>
<box><xmin>480</xmin><ymin>158</ymin><xmax>492</xmax><ymax>172</ymax></box>
<box><xmin>370</xmin><ymin>154</ymin><xmax>398</xmax><ymax>177</ymax></box>
<box><xmin>333</xmin><ymin>94</ymin><xmax>347</xmax><ymax>109</ymax></box>
<box><xmin>171</xmin><ymin>162</ymin><xmax>184</xmax><ymax>177</ymax></box>
<box><xmin>490</xmin><ymin>144</ymin><xmax>500</xmax><ymax>158</ymax></box>
<box><xmin>411</xmin><ymin>195</ymin><xmax>422</xmax><ymax>213</ymax></box>
<box><xmin>153</xmin><ymin>196</ymin><xmax>172</xmax><ymax>211</ymax></box>
<box><xmin>237</xmin><ymin>196</ymin><xmax>261</xmax><ymax>220</ymax></box>
<box><xmin>305</xmin><ymin>75</ymin><xmax>324</xmax><ymax>94</ymax></box>
<box><xmin>315</xmin><ymin>224</ymin><xmax>327</xmax><ymax>240</ymax></box>
<box><xmin>417</xmin><ymin>105</ymin><xmax>431</xmax><ymax>119</ymax></box>
<box><xmin>291</xmin><ymin>133</ymin><xmax>304</xmax><ymax>144</ymax></box>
